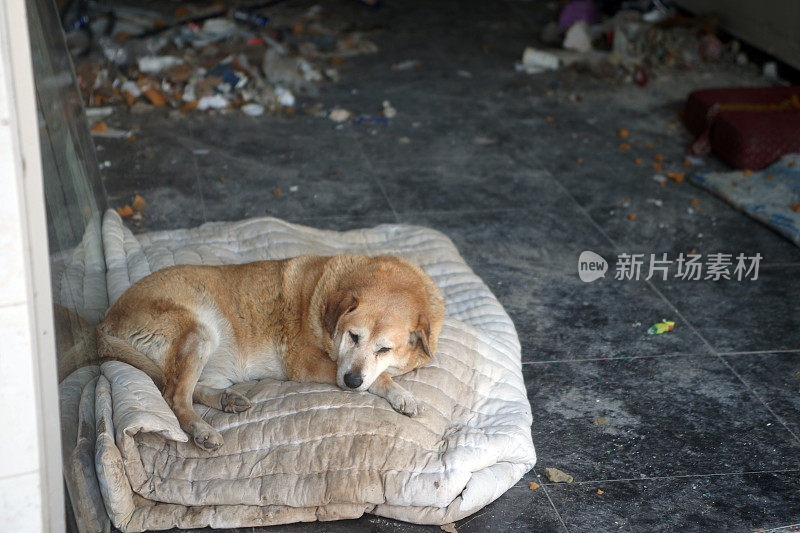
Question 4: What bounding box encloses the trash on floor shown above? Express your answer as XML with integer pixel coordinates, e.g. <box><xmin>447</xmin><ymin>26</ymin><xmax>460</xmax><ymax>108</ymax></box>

<box><xmin>115</xmin><ymin>194</ymin><xmax>147</xmax><ymax>225</ymax></box>
<box><xmin>592</xmin><ymin>416</ymin><xmax>609</xmax><ymax>426</ymax></box>
<box><xmin>529</xmin><ymin>482</ymin><xmax>540</xmax><ymax>490</ymax></box>
<box><xmin>516</xmin><ymin>4</ymin><xmax>750</xmax><ymax>82</ymax></box>
<box><xmin>328</xmin><ymin>107</ymin><xmax>352</xmax><ymax>122</ymax></box>
<box><xmin>391</xmin><ymin>59</ymin><xmax>421</xmax><ymax>71</ymax></box>
<box><xmin>381</xmin><ymin>100</ymin><xmax>397</xmax><ymax>118</ymax></box>
<box><xmin>68</xmin><ymin>3</ymin><xmax>377</xmax><ymax>116</ymax></box>
<box><xmin>545</xmin><ymin>467</ymin><xmax>574</xmax><ymax>483</ymax></box>
<box><xmin>647</xmin><ymin>319</ymin><xmax>675</xmax><ymax>335</ymax></box>
<box><xmin>516</xmin><ymin>47</ymin><xmax>561</xmax><ymax>74</ymax></box>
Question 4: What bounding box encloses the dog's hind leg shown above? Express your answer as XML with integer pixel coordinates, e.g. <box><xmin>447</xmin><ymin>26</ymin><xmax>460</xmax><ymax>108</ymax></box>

<box><xmin>193</xmin><ymin>385</ymin><xmax>252</xmax><ymax>413</ymax></box>
<box><xmin>162</xmin><ymin>325</ymin><xmax>224</xmax><ymax>451</ymax></box>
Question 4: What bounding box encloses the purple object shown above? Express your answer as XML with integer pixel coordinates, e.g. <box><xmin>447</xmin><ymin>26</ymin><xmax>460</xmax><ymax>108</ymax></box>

<box><xmin>558</xmin><ymin>1</ymin><xmax>599</xmax><ymax>29</ymax></box>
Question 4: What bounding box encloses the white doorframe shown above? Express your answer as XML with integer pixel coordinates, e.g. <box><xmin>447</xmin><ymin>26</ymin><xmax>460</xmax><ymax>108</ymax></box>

<box><xmin>0</xmin><ymin>0</ymin><xmax>65</xmax><ymax>530</ymax></box>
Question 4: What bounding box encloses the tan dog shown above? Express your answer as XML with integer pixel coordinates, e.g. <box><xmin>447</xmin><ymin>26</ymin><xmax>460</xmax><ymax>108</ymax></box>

<box><xmin>97</xmin><ymin>254</ymin><xmax>444</xmax><ymax>451</ymax></box>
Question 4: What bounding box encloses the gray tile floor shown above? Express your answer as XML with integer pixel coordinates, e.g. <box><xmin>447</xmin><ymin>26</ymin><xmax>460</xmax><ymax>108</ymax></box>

<box><xmin>99</xmin><ymin>1</ymin><xmax>800</xmax><ymax>531</ymax></box>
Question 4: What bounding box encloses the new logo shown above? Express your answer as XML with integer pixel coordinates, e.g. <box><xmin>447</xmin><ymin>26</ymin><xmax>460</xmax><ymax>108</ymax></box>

<box><xmin>578</xmin><ymin>251</ymin><xmax>608</xmax><ymax>282</ymax></box>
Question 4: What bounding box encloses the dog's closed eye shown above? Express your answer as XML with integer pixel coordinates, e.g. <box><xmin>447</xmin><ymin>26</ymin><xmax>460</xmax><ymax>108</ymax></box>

<box><xmin>349</xmin><ymin>331</ymin><xmax>359</xmax><ymax>345</ymax></box>
<box><xmin>376</xmin><ymin>347</ymin><xmax>390</xmax><ymax>355</ymax></box>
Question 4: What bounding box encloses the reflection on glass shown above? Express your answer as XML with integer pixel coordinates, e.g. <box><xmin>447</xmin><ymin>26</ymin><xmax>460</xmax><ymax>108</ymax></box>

<box><xmin>27</xmin><ymin>0</ymin><xmax>108</xmax><ymax>530</ymax></box>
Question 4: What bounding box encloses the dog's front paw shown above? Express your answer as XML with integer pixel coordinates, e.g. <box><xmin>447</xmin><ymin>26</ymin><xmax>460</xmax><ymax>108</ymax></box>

<box><xmin>221</xmin><ymin>389</ymin><xmax>252</xmax><ymax>413</ymax></box>
<box><xmin>189</xmin><ymin>421</ymin><xmax>224</xmax><ymax>451</ymax></box>
<box><xmin>386</xmin><ymin>387</ymin><xmax>419</xmax><ymax>417</ymax></box>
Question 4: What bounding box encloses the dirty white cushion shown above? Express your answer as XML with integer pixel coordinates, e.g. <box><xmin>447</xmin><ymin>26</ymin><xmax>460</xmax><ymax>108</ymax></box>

<box><xmin>77</xmin><ymin>210</ymin><xmax>535</xmax><ymax>531</ymax></box>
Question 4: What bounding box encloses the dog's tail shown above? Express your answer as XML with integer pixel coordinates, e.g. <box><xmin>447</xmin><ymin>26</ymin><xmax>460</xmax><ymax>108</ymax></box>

<box><xmin>96</xmin><ymin>327</ymin><xmax>165</xmax><ymax>389</ymax></box>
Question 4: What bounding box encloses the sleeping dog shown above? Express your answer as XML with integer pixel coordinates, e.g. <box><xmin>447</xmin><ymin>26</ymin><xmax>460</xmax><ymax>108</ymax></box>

<box><xmin>98</xmin><ymin>254</ymin><xmax>444</xmax><ymax>450</ymax></box>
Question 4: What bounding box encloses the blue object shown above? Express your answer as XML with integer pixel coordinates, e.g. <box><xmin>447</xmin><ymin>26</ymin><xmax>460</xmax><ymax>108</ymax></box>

<box><xmin>691</xmin><ymin>154</ymin><xmax>800</xmax><ymax>248</ymax></box>
<box><xmin>233</xmin><ymin>10</ymin><xmax>270</xmax><ymax>28</ymax></box>
<box><xmin>352</xmin><ymin>115</ymin><xmax>390</xmax><ymax>125</ymax></box>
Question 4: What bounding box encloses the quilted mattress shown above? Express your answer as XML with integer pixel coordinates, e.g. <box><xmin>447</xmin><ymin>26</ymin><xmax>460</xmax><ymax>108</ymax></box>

<box><xmin>60</xmin><ymin>209</ymin><xmax>536</xmax><ymax>532</ymax></box>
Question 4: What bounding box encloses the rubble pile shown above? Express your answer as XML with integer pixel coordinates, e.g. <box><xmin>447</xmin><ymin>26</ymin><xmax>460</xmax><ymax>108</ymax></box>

<box><xmin>68</xmin><ymin>3</ymin><xmax>378</xmax><ymax>115</ymax></box>
<box><xmin>518</xmin><ymin>1</ymin><xmax>755</xmax><ymax>84</ymax></box>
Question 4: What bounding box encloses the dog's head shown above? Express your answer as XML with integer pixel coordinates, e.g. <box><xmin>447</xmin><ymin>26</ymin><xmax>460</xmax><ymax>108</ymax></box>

<box><xmin>323</xmin><ymin>256</ymin><xmax>444</xmax><ymax>392</ymax></box>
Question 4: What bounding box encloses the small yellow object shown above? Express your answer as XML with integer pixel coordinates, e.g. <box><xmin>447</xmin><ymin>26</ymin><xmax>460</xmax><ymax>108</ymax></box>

<box><xmin>648</xmin><ymin>320</ymin><xmax>675</xmax><ymax>335</ymax></box>
<box><xmin>529</xmin><ymin>482</ymin><xmax>540</xmax><ymax>490</ymax></box>
<box><xmin>597</xmin><ymin>489</ymin><xmax>604</xmax><ymax>495</ymax></box>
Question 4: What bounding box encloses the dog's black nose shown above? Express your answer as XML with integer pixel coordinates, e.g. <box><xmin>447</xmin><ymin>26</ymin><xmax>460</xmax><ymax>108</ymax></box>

<box><xmin>343</xmin><ymin>372</ymin><xmax>363</xmax><ymax>389</ymax></box>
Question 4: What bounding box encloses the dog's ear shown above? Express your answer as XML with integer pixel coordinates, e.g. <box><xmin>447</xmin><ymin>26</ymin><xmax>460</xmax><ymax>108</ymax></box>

<box><xmin>410</xmin><ymin>313</ymin><xmax>432</xmax><ymax>359</ymax></box>
<box><xmin>323</xmin><ymin>290</ymin><xmax>359</xmax><ymax>338</ymax></box>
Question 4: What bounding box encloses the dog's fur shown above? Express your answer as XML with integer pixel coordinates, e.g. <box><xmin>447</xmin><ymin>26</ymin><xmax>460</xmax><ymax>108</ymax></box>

<box><xmin>97</xmin><ymin>254</ymin><xmax>444</xmax><ymax>450</ymax></box>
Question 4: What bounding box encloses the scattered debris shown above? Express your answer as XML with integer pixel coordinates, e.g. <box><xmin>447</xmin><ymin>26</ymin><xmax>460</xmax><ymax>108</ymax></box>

<box><xmin>70</xmin><ymin>4</ymin><xmax>377</xmax><ymax>116</ymax></box>
<box><xmin>241</xmin><ymin>103</ymin><xmax>265</xmax><ymax>117</ymax></box>
<box><xmin>763</xmin><ymin>61</ymin><xmax>779</xmax><ymax>81</ymax></box>
<box><xmin>563</xmin><ymin>21</ymin><xmax>592</xmax><ymax>53</ymax></box>
<box><xmin>698</xmin><ymin>34</ymin><xmax>723</xmax><ymax>63</ymax></box>
<box><xmin>516</xmin><ymin>47</ymin><xmax>560</xmax><ymax>74</ymax></box>
<box><xmin>516</xmin><ymin>4</ymin><xmax>749</xmax><ymax>84</ymax></box>
<box><xmin>597</xmin><ymin>489</ymin><xmax>604</xmax><ymax>495</ymax></box>
<box><xmin>627</xmin><ymin>213</ymin><xmax>636</xmax><ymax>221</ymax></box>
<box><xmin>272</xmin><ymin>187</ymin><xmax>282</xmax><ymax>197</ymax></box>
<box><xmin>91</xmin><ymin>125</ymin><xmax>133</xmax><ymax>139</ymax></box>
<box><xmin>646</xmin><ymin>198</ymin><xmax>663</xmax><ymax>207</ymax></box>
<box><xmin>137</xmin><ymin>55</ymin><xmax>183</xmax><ymax>75</ymax></box>
<box><xmin>559</xmin><ymin>1</ymin><xmax>599</xmax><ymax>29</ymax></box>
<box><xmin>381</xmin><ymin>100</ymin><xmax>397</xmax><ymax>119</ymax></box>
<box><xmin>618</xmin><ymin>129</ymin><xmax>629</xmax><ymax>138</ymax></box>
<box><xmin>545</xmin><ymin>468</ymin><xmax>574</xmax><ymax>484</ymax></box>
<box><xmin>197</xmin><ymin>94</ymin><xmax>229</xmax><ymax>111</ymax></box>
<box><xmin>647</xmin><ymin>319</ymin><xmax>675</xmax><ymax>335</ymax></box>
<box><xmin>667</xmin><ymin>172</ymin><xmax>685</xmax><ymax>183</ymax></box>
<box><xmin>592</xmin><ymin>417</ymin><xmax>609</xmax><ymax>426</ymax></box>
<box><xmin>441</xmin><ymin>524</ymin><xmax>457</xmax><ymax>533</ymax></box>
<box><xmin>391</xmin><ymin>59</ymin><xmax>421</xmax><ymax>71</ymax></box>
<box><xmin>529</xmin><ymin>482</ymin><xmax>540</xmax><ymax>490</ymax></box>
<box><xmin>352</xmin><ymin>115</ymin><xmax>389</xmax><ymax>125</ymax></box>
<box><xmin>115</xmin><ymin>194</ymin><xmax>147</xmax><ymax>224</ymax></box>
<box><xmin>132</xmin><ymin>195</ymin><xmax>146</xmax><ymax>212</ymax></box>
<box><xmin>328</xmin><ymin>108</ymin><xmax>352</xmax><ymax>123</ymax></box>
<box><xmin>633</xmin><ymin>67</ymin><xmax>648</xmax><ymax>87</ymax></box>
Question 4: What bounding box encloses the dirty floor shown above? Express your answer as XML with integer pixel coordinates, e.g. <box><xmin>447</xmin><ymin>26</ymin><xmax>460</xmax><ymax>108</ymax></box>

<box><xmin>98</xmin><ymin>1</ymin><xmax>800</xmax><ymax>531</ymax></box>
